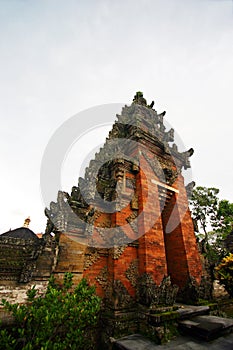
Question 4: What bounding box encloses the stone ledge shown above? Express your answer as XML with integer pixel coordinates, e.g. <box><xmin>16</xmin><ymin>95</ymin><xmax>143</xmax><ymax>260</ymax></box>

<box><xmin>179</xmin><ymin>315</ymin><xmax>233</xmax><ymax>341</ymax></box>
<box><xmin>176</xmin><ymin>304</ymin><xmax>210</xmax><ymax>320</ymax></box>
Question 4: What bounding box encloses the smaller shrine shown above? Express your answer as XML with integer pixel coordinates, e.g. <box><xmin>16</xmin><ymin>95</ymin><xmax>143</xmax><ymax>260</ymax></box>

<box><xmin>0</xmin><ymin>218</ymin><xmax>57</xmax><ymax>306</ymax></box>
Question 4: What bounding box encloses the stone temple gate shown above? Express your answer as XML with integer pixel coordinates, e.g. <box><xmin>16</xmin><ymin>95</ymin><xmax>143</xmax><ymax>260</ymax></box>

<box><xmin>45</xmin><ymin>92</ymin><xmax>204</xmax><ymax>343</ymax></box>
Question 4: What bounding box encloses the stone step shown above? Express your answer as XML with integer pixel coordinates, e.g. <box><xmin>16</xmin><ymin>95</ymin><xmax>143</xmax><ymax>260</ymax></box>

<box><xmin>178</xmin><ymin>315</ymin><xmax>233</xmax><ymax>341</ymax></box>
<box><xmin>176</xmin><ymin>304</ymin><xmax>210</xmax><ymax>320</ymax></box>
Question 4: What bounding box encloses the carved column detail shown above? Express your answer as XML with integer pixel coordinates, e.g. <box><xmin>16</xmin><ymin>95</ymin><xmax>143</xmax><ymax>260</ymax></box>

<box><xmin>125</xmin><ymin>259</ymin><xmax>139</xmax><ymax>288</ymax></box>
<box><xmin>84</xmin><ymin>248</ymin><xmax>101</xmax><ymax>270</ymax></box>
<box><xmin>95</xmin><ymin>266</ymin><xmax>109</xmax><ymax>291</ymax></box>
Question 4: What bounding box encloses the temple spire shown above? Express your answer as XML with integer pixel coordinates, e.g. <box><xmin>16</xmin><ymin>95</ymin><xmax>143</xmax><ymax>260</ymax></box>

<box><xmin>23</xmin><ymin>217</ymin><xmax>31</xmax><ymax>228</ymax></box>
<box><xmin>132</xmin><ymin>91</ymin><xmax>147</xmax><ymax>106</ymax></box>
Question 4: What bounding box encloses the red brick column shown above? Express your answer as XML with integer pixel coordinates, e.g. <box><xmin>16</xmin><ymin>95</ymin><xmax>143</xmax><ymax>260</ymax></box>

<box><xmin>137</xmin><ymin>153</ymin><xmax>168</xmax><ymax>285</ymax></box>
<box><xmin>162</xmin><ymin>174</ymin><xmax>202</xmax><ymax>288</ymax></box>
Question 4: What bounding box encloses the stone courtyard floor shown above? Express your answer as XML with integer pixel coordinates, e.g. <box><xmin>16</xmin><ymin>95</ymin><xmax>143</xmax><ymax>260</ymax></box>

<box><xmin>114</xmin><ymin>333</ymin><xmax>233</xmax><ymax>350</ymax></box>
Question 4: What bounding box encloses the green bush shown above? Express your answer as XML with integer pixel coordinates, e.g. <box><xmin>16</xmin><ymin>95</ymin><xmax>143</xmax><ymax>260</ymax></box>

<box><xmin>215</xmin><ymin>253</ymin><xmax>233</xmax><ymax>297</ymax></box>
<box><xmin>0</xmin><ymin>273</ymin><xmax>101</xmax><ymax>350</ymax></box>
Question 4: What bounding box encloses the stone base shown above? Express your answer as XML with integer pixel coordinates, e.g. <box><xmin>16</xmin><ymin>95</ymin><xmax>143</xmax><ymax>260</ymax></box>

<box><xmin>100</xmin><ymin>304</ymin><xmax>182</xmax><ymax>349</ymax></box>
<box><xmin>100</xmin><ymin>309</ymin><xmax>139</xmax><ymax>350</ymax></box>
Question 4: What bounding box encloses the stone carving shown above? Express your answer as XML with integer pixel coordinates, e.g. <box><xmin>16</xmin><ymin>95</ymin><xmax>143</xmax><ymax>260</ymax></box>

<box><xmin>125</xmin><ymin>259</ymin><xmax>139</xmax><ymax>288</ymax></box>
<box><xmin>142</xmin><ymin>151</ymin><xmax>165</xmax><ymax>182</ymax></box>
<box><xmin>109</xmin><ymin>245</ymin><xmax>127</xmax><ymax>260</ymax></box>
<box><xmin>0</xmin><ymin>273</ymin><xmax>18</xmax><ymax>281</ymax></box>
<box><xmin>19</xmin><ymin>261</ymin><xmax>37</xmax><ymax>283</ymax></box>
<box><xmin>105</xmin><ymin>280</ymin><xmax>135</xmax><ymax>310</ymax></box>
<box><xmin>69</xmin><ymin>186</ymin><xmax>88</xmax><ymax>209</ymax></box>
<box><xmin>137</xmin><ymin>273</ymin><xmax>157</xmax><ymax>306</ymax></box>
<box><xmin>126</xmin><ymin>211</ymin><xmax>139</xmax><ymax>235</ymax></box>
<box><xmin>84</xmin><ymin>248</ymin><xmax>100</xmax><ymax>270</ymax></box>
<box><xmin>143</xmin><ymin>151</ymin><xmax>179</xmax><ymax>187</ymax></box>
<box><xmin>132</xmin><ymin>91</ymin><xmax>147</xmax><ymax>106</ymax></box>
<box><xmin>44</xmin><ymin>191</ymin><xmax>70</xmax><ymax>233</ymax></box>
<box><xmin>97</xmin><ymin>226</ymin><xmax>129</xmax><ymax>248</ymax></box>
<box><xmin>96</xmin><ymin>266</ymin><xmax>109</xmax><ymax>292</ymax></box>
<box><xmin>179</xmin><ymin>148</ymin><xmax>194</xmax><ymax>170</ymax></box>
<box><xmin>148</xmin><ymin>100</ymin><xmax>154</xmax><ymax>109</ymax></box>
<box><xmin>185</xmin><ymin>181</ymin><xmax>195</xmax><ymax>199</ymax></box>
<box><xmin>163</xmin><ymin>168</ymin><xmax>178</xmax><ymax>185</ymax></box>
<box><xmin>163</xmin><ymin>128</ymin><xmax>174</xmax><ymax>143</ymax></box>
<box><xmin>158</xmin><ymin>276</ymin><xmax>179</xmax><ymax>306</ymax></box>
<box><xmin>137</xmin><ymin>274</ymin><xmax>178</xmax><ymax>308</ymax></box>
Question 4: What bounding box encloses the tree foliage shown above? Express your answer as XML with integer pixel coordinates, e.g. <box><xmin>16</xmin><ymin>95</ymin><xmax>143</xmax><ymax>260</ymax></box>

<box><xmin>0</xmin><ymin>273</ymin><xmax>101</xmax><ymax>350</ymax></box>
<box><xmin>215</xmin><ymin>253</ymin><xmax>233</xmax><ymax>297</ymax></box>
<box><xmin>190</xmin><ymin>186</ymin><xmax>219</xmax><ymax>244</ymax></box>
<box><xmin>216</xmin><ymin>200</ymin><xmax>233</xmax><ymax>238</ymax></box>
<box><xmin>190</xmin><ymin>186</ymin><xmax>233</xmax><ymax>268</ymax></box>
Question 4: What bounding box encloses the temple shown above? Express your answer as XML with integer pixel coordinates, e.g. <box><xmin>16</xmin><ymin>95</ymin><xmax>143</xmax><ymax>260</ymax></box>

<box><xmin>43</xmin><ymin>92</ymin><xmax>205</xmax><ymax>343</ymax></box>
<box><xmin>0</xmin><ymin>93</ymin><xmax>206</xmax><ymax>345</ymax></box>
<box><xmin>45</xmin><ymin>91</ymin><xmax>202</xmax><ymax>290</ymax></box>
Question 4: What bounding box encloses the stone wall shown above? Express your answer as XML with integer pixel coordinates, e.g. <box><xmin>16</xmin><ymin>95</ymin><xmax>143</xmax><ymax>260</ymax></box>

<box><xmin>0</xmin><ymin>233</ymin><xmax>58</xmax><ymax>325</ymax></box>
<box><xmin>0</xmin><ymin>280</ymin><xmax>48</xmax><ymax>305</ymax></box>
<box><xmin>53</xmin><ymin>233</ymin><xmax>86</xmax><ymax>285</ymax></box>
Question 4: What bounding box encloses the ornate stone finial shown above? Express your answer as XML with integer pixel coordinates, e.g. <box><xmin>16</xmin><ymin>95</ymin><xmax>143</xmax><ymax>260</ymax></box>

<box><xmin>132</xmin><ymin>91</ymin><xmax>147</xmax><ymax>106</ymax></box>
<box><xmin>23</xmin><ymin>217</ymin><xmax>31</xmax><ymax>228</ymax></box>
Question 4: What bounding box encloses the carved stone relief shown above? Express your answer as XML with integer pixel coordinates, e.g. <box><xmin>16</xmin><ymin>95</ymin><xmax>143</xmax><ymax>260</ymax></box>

<box><xmin>109</xmin><ymin>245</ymin><xmax>127</xmax><ymax>260</ymax></box>
<box><xmin>105</xmin><ymin>279</ymin><xmax>135</xmax><ymax>310</ymax></box>
<box><xmin>126</xmin><ymin>211</ymin><xmax>139</xmax><ymax>235</ymax></box>
<box><xmin>137</xmin><ymin>273</ymin><xmax>178</xmax><ymax>308</ymax></box>
<box><xmin>19</xmin><ymin>261</ymin><xmax>37</xmax><ymax>283</ymax></box>
<box><xmin>95</xmin><ymin>265</ymin><xmax>109</xmax><ymax>292</ymax></box>
<box><xmin>125</xmin><ymin>259</ymin><xmax>139</xmax><ymax>288</ymax></box>
<box><xmin>84</xmin><ymin>249</ymin><xmax>101</xmax><ymax>270</ymax></box>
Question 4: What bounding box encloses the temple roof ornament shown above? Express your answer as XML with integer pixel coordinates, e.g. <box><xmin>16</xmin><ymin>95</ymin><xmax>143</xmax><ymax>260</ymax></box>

<box><xmin>132</xmin><ymin>91</ymin><xmax>147</xmax><ymax>106</ymax></box>
<box><xmin>23</xmin><ymin>217</ymin><xmax>31</xmax><ymax>228</ymax></box>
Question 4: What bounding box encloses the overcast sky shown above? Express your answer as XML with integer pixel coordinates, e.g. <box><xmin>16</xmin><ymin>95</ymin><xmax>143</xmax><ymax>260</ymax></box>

<box><xmin>0</xmin><ymin>0</ymin><xmax>232</xmax><ymax>233</ymax></box>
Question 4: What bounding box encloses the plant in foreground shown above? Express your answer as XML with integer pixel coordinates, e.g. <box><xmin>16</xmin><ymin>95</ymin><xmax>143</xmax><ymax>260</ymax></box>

<box><xmin>0</xmin><ymin>273</ymin><xmax>101</xmax><ymax>350</ymax></box>
<box><xmin>215</xmin><ymin>253</ymin><xmax>233</xmax><ymax>298</ymax></box>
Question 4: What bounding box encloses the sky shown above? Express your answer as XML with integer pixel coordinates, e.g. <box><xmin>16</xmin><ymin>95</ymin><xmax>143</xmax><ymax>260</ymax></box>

<box><xmin>0</xmin><ymin>0</ymin><xmax>233</xmax><ymax>233</ymax></box>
